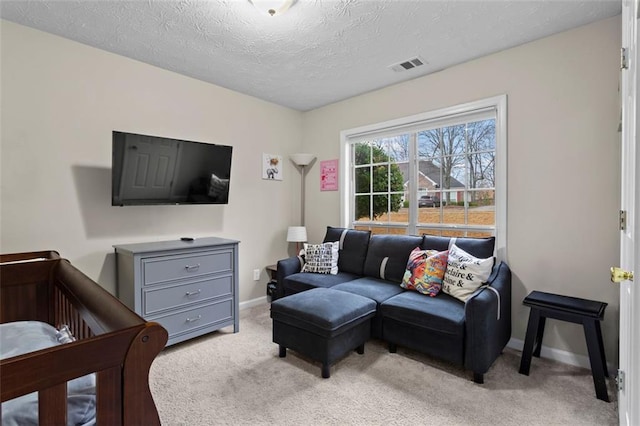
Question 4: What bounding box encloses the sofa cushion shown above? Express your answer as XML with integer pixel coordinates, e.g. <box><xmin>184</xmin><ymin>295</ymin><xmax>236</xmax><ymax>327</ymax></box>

<box><xmin>401</xmin><ymin>248</ymin><xmax>449</xmax><ymax>297</ymax></box>
<box><xmin>442</xmin><ymin>244</ymin><xmax>494</xmax><ymax>302</ymax></box>
<box><xmin>422</xmin><ymin>235</ymin><xmax>495</xmax><ymax>259</ymax></box>
<box><xmin>302</xmin><ymin>241</ymin><xmax>339</xmax><ymax>274</ymax></box>
<box><xmin>380</xmin><ymin>291</ymin><xmax>465</xmax><ymax>337</ymax></box>
<box><xmin>363</xmin><ymin>234</ymin><xmax>424</xmax><ymax>283</ymax></box>
<box><xmin>323</xmin><ymin>226</ymin><xmax>371</xmax><ymax>276</ymax></box>
<box><xmin>332</xmin><ymin>277</ymin><xmax>405</xmax><ymax>305</ymax></box>
<box><xmin>283</xmin><ymin>271</ymin><xmax>360</xmax><ymax>295</ymax></box>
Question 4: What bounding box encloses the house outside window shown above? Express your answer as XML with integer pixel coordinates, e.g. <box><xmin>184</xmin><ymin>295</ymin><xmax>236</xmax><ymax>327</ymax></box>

<box><xmin>340</xmin><ymin>95</ymin><xmax>507</xmax><ymax>260</ymax></box>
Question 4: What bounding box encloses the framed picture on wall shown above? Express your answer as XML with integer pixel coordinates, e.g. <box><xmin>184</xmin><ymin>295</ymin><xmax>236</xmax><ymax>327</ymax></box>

<box><xmin>320</xmin><ymin>159</ymin><xmax>338</xmax><ymax>191</ymax></box>
<box><xmin>262</xmin><ymin>153</ymin><xmax>283</xmax><ymax>180</ymax></box>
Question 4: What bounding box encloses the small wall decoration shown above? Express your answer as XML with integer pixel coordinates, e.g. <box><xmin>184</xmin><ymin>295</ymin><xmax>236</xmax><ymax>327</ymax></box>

<box><xmin>320</xmin><ymin>159</ymin><xmax>339</xmax><ymax>191</ymax></box>
<box><xmin>262</xmin><ymin>153</ymin><xmax>283</xmax><ymax>180</ymax></box>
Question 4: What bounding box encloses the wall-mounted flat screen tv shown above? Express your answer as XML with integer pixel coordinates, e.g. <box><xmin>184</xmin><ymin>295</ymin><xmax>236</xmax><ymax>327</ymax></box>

<box><xmin>112</xmin><ymin>131</ymin><xmax>232</xmax><ymax>206</ymax></box>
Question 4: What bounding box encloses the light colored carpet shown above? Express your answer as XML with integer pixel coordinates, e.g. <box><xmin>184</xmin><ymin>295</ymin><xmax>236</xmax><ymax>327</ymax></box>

<box><xmin>149</xmin><ymin>303</ymin><xmax>618</xmax><ymax>425</ymax></box>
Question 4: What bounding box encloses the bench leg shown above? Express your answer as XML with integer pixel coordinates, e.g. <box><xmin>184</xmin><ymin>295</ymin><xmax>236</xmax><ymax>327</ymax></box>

<box><xmin>389</xmin><ymin>342</ymin><xmax>397</xmax><ymax>353</ymax></box>
<box><xmin>583</xmin><ymin>320</ymin><xmax>609</xmax><ymax>402</ymax></box>
<box><xmin>519</xmin><ymin>308</ymin><xmax>542</xmax><ymax>375</ymax></box>
<box><xmin>279</xmin><ymin>345</ymin><xmax>286</xmax><ymax>358</ymax></box>
<box><xmin>321</xmin><ymin>364</ymin><xmax>330</xmax><ymax>379</ymax></box>
<box><xmin>533</xmin><ymin>316</ymin><xmax>546</xmax><ymax>357</ymax></box>
<box><xmin>356</xmin><ymin>344</ymin><xmax>365</xmax><ymax>355</ymax></box>
<box><xmin>594</xmin><ymin>320</ymin><xmax>609</xmax><ymax>378</ymax></box>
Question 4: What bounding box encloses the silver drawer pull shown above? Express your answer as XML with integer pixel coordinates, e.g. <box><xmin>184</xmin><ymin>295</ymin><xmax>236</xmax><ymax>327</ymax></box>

<box><xmin>186</xmin><ymin>315</ymin><xmax>202</xmax><ymax>323</ymax></box>
<box><xmin>185</xmin><ymin>289</ymin><xmax>202</xmax><ymax>297</ymax></box>
<box><xmin>185</xmin><ymin>264</ymin><xmax>200</xmax><ymax>272</ymax></box>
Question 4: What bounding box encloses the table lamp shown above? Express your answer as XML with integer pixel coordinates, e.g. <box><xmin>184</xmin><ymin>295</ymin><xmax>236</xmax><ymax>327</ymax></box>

<box><xmin>286</xmin><ymin>226</ymin><xmax>307</xmax><ymax>254</ymax></box>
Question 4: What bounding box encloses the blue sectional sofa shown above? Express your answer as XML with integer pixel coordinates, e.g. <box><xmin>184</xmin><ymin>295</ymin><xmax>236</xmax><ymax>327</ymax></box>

<box><xmin>275</xmin><ymin>227</ymin><xmax>512</xmax><ymax>383</ymax></box>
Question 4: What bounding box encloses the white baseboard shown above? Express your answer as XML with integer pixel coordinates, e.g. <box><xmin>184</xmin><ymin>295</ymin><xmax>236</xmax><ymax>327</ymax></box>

<box><xmin>507</xmin><ymin>337</ymin><xmax>616</xmax><ymax>376</ymax></box>
<box><xmin>239</xmin><ymin>296</ymin><xmax>268</xmax><ymax>310</ymax></box>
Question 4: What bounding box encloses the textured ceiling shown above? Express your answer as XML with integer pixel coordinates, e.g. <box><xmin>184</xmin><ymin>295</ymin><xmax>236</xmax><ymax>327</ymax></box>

<box><xmin>0</xmin><ymin>0</ymin><xmax>621</xmax><ymax>111</ymax></box>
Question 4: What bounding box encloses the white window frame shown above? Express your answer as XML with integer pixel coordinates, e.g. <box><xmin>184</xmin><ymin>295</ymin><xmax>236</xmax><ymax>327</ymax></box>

<box><xmin>340</xmin><ymin>95</ymin><xmax>507</xmax><ymax>261</ymax></box>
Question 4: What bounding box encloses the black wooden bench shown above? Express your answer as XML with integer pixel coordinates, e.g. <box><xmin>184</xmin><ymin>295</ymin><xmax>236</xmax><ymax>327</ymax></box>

<box><xmin>518</xmin><ymin>290</ymin><xmax>609</xmax><ymax>402</ymax></box>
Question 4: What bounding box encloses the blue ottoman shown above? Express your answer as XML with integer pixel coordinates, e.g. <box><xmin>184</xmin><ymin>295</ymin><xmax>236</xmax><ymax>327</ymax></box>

<box><xmin>270</xmin><ymin>288</ymin><xmax>376</xmax><ymax>378</ymax></box>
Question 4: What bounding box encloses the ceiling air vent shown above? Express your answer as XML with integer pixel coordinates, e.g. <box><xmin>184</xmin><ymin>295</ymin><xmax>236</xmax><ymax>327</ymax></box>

<box><xmin>389</xmin><ymin>56</ymin><xmax>426</xmax><ymax>72</ymax></box>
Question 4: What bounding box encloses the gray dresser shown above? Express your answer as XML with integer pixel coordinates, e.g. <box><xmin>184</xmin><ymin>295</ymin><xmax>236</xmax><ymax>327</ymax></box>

<box><xmin>114</xmin><ymin>237</ymin><xmax>239</xmax><ymax>346</ymax></box>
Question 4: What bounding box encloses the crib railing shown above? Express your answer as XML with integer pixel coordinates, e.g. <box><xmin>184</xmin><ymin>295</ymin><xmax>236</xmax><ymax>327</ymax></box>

<box><xmin>0</xmin><ymin>251</ymin><xmax>168</xmax><ymax>425</ymax></box>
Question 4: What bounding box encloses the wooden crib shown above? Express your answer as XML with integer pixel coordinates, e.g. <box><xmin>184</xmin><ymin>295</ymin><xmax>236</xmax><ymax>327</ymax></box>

<box><xmin>0</xmin><ymin>251</ymin><xmax>168</xmax><ymax>425</ymax></box>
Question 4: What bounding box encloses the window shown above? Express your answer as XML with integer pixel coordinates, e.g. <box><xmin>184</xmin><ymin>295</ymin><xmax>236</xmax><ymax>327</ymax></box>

<box><xmin>340</xmin><ymin>96</ymin><xmax>507</xmax><ymax>259</ymax></box>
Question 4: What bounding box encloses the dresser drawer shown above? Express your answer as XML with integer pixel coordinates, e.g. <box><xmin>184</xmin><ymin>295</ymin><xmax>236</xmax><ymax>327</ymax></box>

<box><xmin>153</xmin><ymin>300</ymin><xmax>233</xmax><ymax>339</ymax></box>
<box><xmin>142</xmin><ymin>250</ymin><xmax>232</xmax><ymax>285</ymax></box>
<box><xmin>143</xmin><ymin>275</ymin><xmax>232</xmax><ymax>316</ymax></box>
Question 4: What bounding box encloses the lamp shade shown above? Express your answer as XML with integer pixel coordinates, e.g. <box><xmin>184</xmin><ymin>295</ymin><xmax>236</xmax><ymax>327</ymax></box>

<box><xmin>290</xmin><ymin>153</ymin><xmax>316</xmax><ymax>167</ymax></box>
<box><xmin>286</xmin><ymin>226</ymin><xmax>307</xmax><ymax>243</ymax></box>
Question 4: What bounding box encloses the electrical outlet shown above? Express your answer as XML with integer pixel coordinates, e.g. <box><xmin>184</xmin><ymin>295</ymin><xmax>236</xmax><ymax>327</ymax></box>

<box><xmin>253</xmin><ymin>269</ymin><xmax>260</xmax><ymax>281</ymax></box>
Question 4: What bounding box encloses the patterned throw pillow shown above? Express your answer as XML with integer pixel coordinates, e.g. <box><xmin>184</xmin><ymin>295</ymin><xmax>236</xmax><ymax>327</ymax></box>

<box><xmin>442</xmin><ymin>243</ymin><xmax>494</xmax><ymax>302</ymax></box>
<box><xmin>302</xmin><ymin>242</ymin><xmax>339</xmax><ymax>275</ymax></box>
<box><xmin>401</xmin><ymin>247</ymin><xmax>449</xmax><ymax>297</ymax></box>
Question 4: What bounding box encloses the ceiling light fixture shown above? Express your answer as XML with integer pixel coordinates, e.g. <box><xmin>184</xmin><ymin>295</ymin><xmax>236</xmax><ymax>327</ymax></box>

<box><xmin>249</xmin><ymin>0</ymin><xmax>297</xmax><ymax>16</ymax></box>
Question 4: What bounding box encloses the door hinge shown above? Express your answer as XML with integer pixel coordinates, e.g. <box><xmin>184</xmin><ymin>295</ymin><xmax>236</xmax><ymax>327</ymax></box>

<box><xmin>617</xmin><ymin>369</ymin><xmax>625</xmax><ymax>391</ymax></box>
<box><xmin>621</xmin><ymin>48</ymin><xmax>629</xmax><ymax>70</ymax></box>
<box><xmin>620</xmin><ymin>210</ymin><xmax>627</xmax><ymax>231</ymax></box>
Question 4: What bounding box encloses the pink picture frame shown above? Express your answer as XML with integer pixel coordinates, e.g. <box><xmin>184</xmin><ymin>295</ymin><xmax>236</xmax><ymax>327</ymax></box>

<box><xmin>320</xmin><ymin>159</ymin><xmax>338</xmax><ymax>191</ymax></box>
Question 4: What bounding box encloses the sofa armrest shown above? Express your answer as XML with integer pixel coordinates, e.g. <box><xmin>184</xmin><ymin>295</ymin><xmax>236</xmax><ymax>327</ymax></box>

<box><xmin>463</xmin><ymin>261</ymin><xmax>512</xmax><ymax>376</ymax></box>
<box><xmin>276</xmin><ymin>256</ymin><xmax>304</xmax><ymax>299</ymax></box>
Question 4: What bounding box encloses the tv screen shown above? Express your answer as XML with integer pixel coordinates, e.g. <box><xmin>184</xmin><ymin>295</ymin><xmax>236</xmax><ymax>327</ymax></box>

<box><xmin>112</xmin><ymin>131</ymin><xmax>232</xmax><ymax>206</ymax></box>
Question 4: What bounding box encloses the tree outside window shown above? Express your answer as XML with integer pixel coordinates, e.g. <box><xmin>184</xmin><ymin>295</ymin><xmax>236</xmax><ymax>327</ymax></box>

<box><xmin>354</xmin><ymin>142</ymin><xmax>404</xmax><ymax>220</ymax></box>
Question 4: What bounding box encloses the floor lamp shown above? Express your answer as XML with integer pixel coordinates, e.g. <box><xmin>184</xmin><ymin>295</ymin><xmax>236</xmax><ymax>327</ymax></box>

<box><xmin>289</xmin><ymin>153</ymin><xmax>316</xmax><ymax>254</ymax></box>
<box><xmin>290</xmin><ymin>153</ymin><xmax>316</xmax><ymax>226</ymax></box>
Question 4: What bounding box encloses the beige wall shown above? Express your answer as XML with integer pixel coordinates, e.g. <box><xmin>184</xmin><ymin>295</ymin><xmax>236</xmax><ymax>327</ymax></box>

<box><xmin>301</xmin><ymin>16</ymin><xmax>622</xmax><ymax>364</ymax></box>
<box><xmin>0</xmin><ymin>16</ymin><xmax>623</xmax><ymax>365</ymax></box>
<box><xmin>0</xmin><ymin>21</ymin><xmax>303</xmax><ymax>303</ymax></box>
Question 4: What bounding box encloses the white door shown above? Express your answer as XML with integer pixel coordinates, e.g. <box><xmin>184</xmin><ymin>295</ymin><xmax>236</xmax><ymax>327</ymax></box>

<box><xmin>619</xmin><ymin>1</ymin><xmax>638</xmax><ymax>424</ymax></box>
